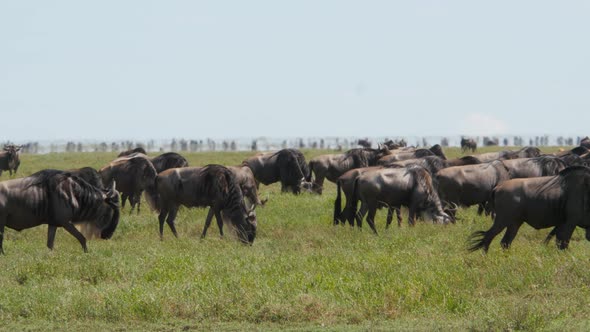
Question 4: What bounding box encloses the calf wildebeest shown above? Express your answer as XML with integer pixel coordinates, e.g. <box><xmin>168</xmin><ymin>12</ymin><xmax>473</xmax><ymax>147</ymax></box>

<box><xmin>118</xmin><ymin>147</ymin><xmax>147</xmax><ymax>157</ymax></box>
<box><xmin>350</xmin><ymin>166</ymin><xmax>451</xmax><ymax>234</ymax></box>
<box><xmin>99</xmin><ymin>154</ymin><xmax>157</xmax><ymax>214</ymax></box>
<box><xmin>0</xmin><ymin>145</ymin><xmax>21</xmax><ymax>177</ymax></box>
<box><xmin>461</xmin><ymin>138</ymin><xmax>477</xmax><ymax>153</ymax></box>
<box><xmin>150</xmin><ymin>152</ymin><xmax>189</xmax><ymax>173</ymax></box>
<box><xmin>307</xmin><ymin>146</ymin><xmax>390</xmax><ymax>194</ymax></box>
<box><xmin>377</xmin><ymin>144</ymin><xmax>446</xmax><ymax>165</ymax></box>
<box><xmin>243</xmin><ymin>149</ymin><xmax>311</xmax><ymax>194</ymax></box>
<box><xmin>436</xmin><ymin>160</ymin><xmax>510</xmax><ymax>218</ymax></box>
<box><xmin>502</xmin><ymin>156</ymin><xmax>566</xmax><ymax>179</ymax></box>
<box><xmin>145</xmin><ymin>165</ymin><xmax>257</xmax><ymax>243</ymax></box>
<box><xmin>0</xmin><ymin>170</ymin><xmax>120</xmax><ymax>254</ymax></box>
<box><xmin>469</xmin><ymin>166</ymin><xmax>590</xmax><ymax>251</ymax></box>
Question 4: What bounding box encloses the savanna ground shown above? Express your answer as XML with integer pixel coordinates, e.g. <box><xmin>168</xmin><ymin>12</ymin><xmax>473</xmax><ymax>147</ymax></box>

<box><xmin>1</xmin><ymin>147</ymin><xmax>590</xmax><ymax>331</ymax></box>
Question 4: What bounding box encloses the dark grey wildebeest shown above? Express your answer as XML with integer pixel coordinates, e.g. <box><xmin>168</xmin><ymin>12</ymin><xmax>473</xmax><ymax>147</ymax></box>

<box><xmin>461</xmin><ymin>138</ymin><xmax>477</xmax><ymax>153</ymax></box>
<box><xmin>469</xmin><ymin>166</ymin><xmax>590</xmax><ymax>251</ymax></box>
<box><xmin>436</xmin><ymin>160</ymin><xmax>510</xmax><ymax>218</ymax></box>
<box><xmin>99</xmin><ymin>154</ymin><xmax>157</xmax><ymax>214</ymax></box>
<box><xmin>308</xmin><ymin>146</ymin><xmax>390</xmax><ymax>194</ymax></box>
<box><xmin>0</xmin><ymin>170</ymin><xmax>120</xmax><ymax>254</ymax></box>
<box><xmin>502</xmin><ymin>156</ymin><xmax>567</xmax><ymax>179</ymax></box>
<box><xmin>0</xmin><ymin>145</ymin><xmax>21</xmax><ymax>177</ymax></box>
<box><xmin>243</xmin><ymin>149</ymin><xmax>311</xmax><ymax>194</ymax></box>
<box><xmin>145</xmin><ymin>165</ymin><xmax>257</xmax><ymax>243</ymax></box>
<box><xmin>350</xmin><ymin>166</ymin><xmax>451</xmax><ymax>234</ymax></box>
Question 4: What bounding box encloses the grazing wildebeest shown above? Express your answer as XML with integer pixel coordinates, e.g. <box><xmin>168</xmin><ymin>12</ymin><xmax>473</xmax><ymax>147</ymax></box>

<box><xmin>436</xmin><ymin>160</ymin><xmax>510</xmax><ymax>217</ymax></box>
<box><xmin>99</xmin><ymin>155</ymin><xmax>157</xmax><ymax>214</ymax></box>
<box><xmin>460</xmin><ymin>138</ymin><xmax>477</xmax><ymax>153</ymax></box>
<box><xmin>0</xmin><ymin>145</ymin><xmax>21</xmax><ymax>177</ymax></box>
<box><xmin>350</xmin><ymin>166</ymin><xmax>451</xmax><ymax>234</ymax></box>
<box><xmin>469</xmin><ymin>166</ymin><xmax>590</xmax><ymax>251</ymax></box>
<box><xmin>243</xmin><ymin>149</ymin><xmax>311</xmax><ymax>194</ymax></box>
<box><xmin>377</xmin><ymin>144</ymin><xmax>446</xmax><ymax>165</ymax></box>
<box><xmin>118</xmin><ymin>147</ymin><xmax>147</xmax><ymax>157</ymax></box>
<box><xmin>145</xmin><ymin>165</ymin><xmax>257</xmax><ymax>243</ymax></box>
<box><xmin>0</xmin><ymin>170</ymin><xmax>120</xmax><ymax>254</ymax></box>
<box><xmin>502</xmin><ymin>156</ymin><xmax>566</xmax><ymax>179</ymax></box>
<box><xmin>308</xmin><ymin>146</ymin><xmax>390</xmax><ymax>194</ymax></box>
<box><xmin>150</xmin><ymin>152</ymin><xmax>189</xmax><ymax>173</ymax></box>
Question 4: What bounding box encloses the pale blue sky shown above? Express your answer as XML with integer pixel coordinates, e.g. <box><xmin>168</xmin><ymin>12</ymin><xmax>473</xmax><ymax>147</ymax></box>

<box><xmin>1</xmin><ymin>1</ymin><xmax>589</xmax><ymax>141</ymax></box>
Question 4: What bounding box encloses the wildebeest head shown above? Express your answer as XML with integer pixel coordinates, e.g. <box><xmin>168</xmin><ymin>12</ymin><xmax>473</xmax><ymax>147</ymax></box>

<box><xmin>98</xmin><ymin>181</ymin><xmax>121</xmax><ymax>239</ymax></box>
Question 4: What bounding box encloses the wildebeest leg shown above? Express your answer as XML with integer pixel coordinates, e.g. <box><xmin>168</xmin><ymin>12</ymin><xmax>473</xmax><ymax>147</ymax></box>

<box><xmin>366</xmin><ymin>204</ymin><xmax>379</xmax><ymax>235</ymax></box>
<box><xmin>355</xmin><ymin>203</ymin><xmax>368</xmax><ymax>228</ymax></box>
<box><xmin>121</xmin><ymin>193</ymin><xmax>128</xmax><ymax>209</ymax></box>
<box><xmin>555</xmin><ymin>223</ymin><xmax>576</xmax><ymax>250</ymax></box>
<box><xmin>0</xmin><ymin>219</ymin><xmax>5</xmax><ymax>254</ymax></box>
<box><xmin>408</xmin><ymin>205</ymin><xmax>417</xmax><ymax>226</ymax></box>
<box><xmin>500</xmin><ymin>221</ymin><xmax>524</xmax><ymax>249</ymax></box>
<box><xmin>136</xmin><ymin>191</ymin><xmax>142</xmax><ymax>215</ymax></box>
<box><xmin>47</xmin><ymin>225</ymin><xmax>57</xmax><ymax>250</ymax></box>
<box><xmin>158</xmin><ymin>208</ymin><xmax>168</xmax><ymax>240</ymax></box>
<box><xmin>165</xmin><ymin>208</ymin><xmax>179</xmax><ymax>238</ymax></box>
<box><xmin>396</xmin><ymin>207</ymin><xmax>402</xmax><ymax>227</ymax></box>
<box><xmin>201</xmin><ymin>208</ymin><xmax>215</xmax><ymax>238</ymax></box>
<box><xmin>385</xmin><ymin>207</ymin><xmax>393</xmax><ymax>229</ymax></box>
<box><xmin>469</xmin><ymin>221</ymin><xmax>507</xmax><ymax>252</ymax></box>
<box><xmin>214</xmin><ymin>210</ymin><xmax>224</xmax><ymax>237</ymax></box>
<box><xmin>61</xmin><ymin>222</ymin><xmax>88</xmax><ymax>253</ymax></box>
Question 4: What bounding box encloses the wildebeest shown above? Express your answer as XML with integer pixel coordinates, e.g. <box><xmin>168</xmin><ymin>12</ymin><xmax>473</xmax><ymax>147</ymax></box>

<box><xmin>377</xmin><ymin>144</ymin><xmax>447</xmax><ymax>165</ymax></box>
<box><xmin>350</xmin><ymin>166</ymin><xmax>451</xmax><ymax>234</ymax></box>
<box><xmin>0</xmin><ymin>145</ymin><xmax>21</xmax><ymax>177</ymax></box>
<box><xmin>66</xmin><ymin>167</ymin><xmax>104</xmax><ymax>188</ymax></box>
<box><xmin>472</xmin><ymin>146</ymin><xmax>541</xmax><ymax>163</ymax></box>
<box><xmin>243</xmin><ymin>149</ymin><xmax>311</xmax><ymax>194</ymax></box>
<box><xmin>0</xmin><ymin>170</ymin><xmax>120</xmax><ymax>254</ymax></box>
<box><xmin>388</xmin><ymin>155</ymin><xmax>482</xmax><ymax>175</ymax></box>
<box><xmin>118</xmin><ymin>147</ymin><xmax>147</xmax><ymax>157</ymax></box>
<box><xmin>145</xmin><ymin>165</ymin><xmax>257</xmax><ymax>243</ymax></box>
<box><xmin>99</xmin><ymin>154</ymin><xmax>157</xmax><ymax>214</ymax></box>
<box><xmin>469</xmin><ymin>166</ymin><xmax>590</xmax><ymax>251</ymax></box>
<box><xmin>307</xmin><ymin>146</ymin><xmax>390</xmax><ymax>194</ymax></box>
<box><xmin>502</xmin><ymin>156</ymin><xmax>566</xmax><ymax>179</ymax></box>
<box><xmin>460</xmin><ymin>138</ymin><xmax>477</xmax><ymax>153</ymax></box>
<box><xmin>436</xmin><ymin>160</ymin><xmax>510</xmax><ymax>217</ymax></box>
<box><xmin>150</xmin><ymin>152</ymin><xmax>189</xmax><ymax>173</ymax></box>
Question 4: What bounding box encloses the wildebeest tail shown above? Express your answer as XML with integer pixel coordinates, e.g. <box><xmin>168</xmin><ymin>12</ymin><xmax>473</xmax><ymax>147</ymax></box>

<box><xmin>350</xmin><ymin>177</ymin><xmax>360</xmax><ymax>225</ymax></box>
<box><xmin>467</xmin><ymin>231</ymin><xmax>488</xmax><ymax>252</ymax></box>
<box><xmin>333</xmin><ymin>180</ymin><xmax>342</xmax><ymax>223</ymax></box>
<box><xmin>144</xmin><ymin>176</ymin><xmax>160</xmax><ymax>212</ymax></box>
<box><xmin>306</xmin><ymin>161</ymin><xmax>314</xmax><ymax>182</ymax></box>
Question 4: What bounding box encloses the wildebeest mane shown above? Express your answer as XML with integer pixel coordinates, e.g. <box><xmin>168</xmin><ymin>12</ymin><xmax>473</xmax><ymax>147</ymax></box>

<box><xmin>458</xmin><ymin>156</ymin><xmax>481</xmax><ymax>164</ymax></box>
<box><xmin>405</xmin><ymin>165</ymin><xmax>438</xmax><ymax>204</ymax></box>
<box><xmin>570</xmin><ymin>146</ymin><xmax>589</xmax><ymax>156</ymax></box>
<box><xmin>529</xmin><ymin>156</ymin><xmax>567</xmax><ymax>176</ymax></box>
<box><xmin>413</xmin><ymin>149</ymin><xmax>435</xmax><ymax>159</ymax></box>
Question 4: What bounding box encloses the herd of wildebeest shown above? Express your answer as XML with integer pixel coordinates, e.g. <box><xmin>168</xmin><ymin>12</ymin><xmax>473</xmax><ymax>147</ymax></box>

<box><xmin>2</xmin><ymin>136</ymin><xmax>590</xmax><ymax>255</ymax></box>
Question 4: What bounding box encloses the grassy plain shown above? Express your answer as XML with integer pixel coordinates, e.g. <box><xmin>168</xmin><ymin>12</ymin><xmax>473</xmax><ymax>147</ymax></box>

<box><xmin>1</xmin><ymin>147</ymin><xmax>590</xmax><ymax>331</ymax></box>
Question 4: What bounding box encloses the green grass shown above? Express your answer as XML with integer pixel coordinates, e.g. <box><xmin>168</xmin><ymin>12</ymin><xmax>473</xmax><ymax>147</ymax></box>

<box><xmin>1</xmin><ymin>147</ymin><xmax>588</xmax><ymax>331</ymax></box>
